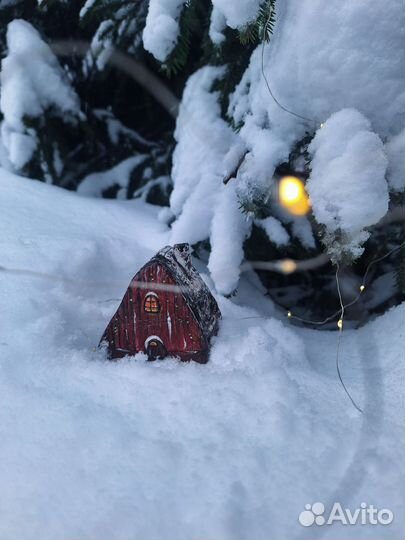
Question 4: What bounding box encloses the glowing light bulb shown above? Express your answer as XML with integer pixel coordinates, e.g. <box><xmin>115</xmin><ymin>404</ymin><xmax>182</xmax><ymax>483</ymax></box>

<box><xmin>280</xmin><ymin>179</ymin><xmax>301</xmax><ymax>202</ymax></box>
<box><xmin>280</xmin><ymin>259</ymin><xmax>297</xmax><ymax>274</ymax></box>
<box><xmin>287</xmin><ymin>311</ymin><xmax>292</xmax><ymax>318</ymax></box>
<box><xmin>279</xmin><ymin>176</ymin><xmax>311</xmax><ymax>216</ymax></box>
<box><xmin>337</xmin><ymin>319</ymin><xmax>343</xmax><ymax>330</ymax></box>
<box><xmin>360</xmin><ymin>285</ymin><xmax>365</xmax><ymax>292</ymax></box>
<box><xmin>320</xmin><ymin>123</ymin><xmax>324</xmax><ymax>128</ymax></box>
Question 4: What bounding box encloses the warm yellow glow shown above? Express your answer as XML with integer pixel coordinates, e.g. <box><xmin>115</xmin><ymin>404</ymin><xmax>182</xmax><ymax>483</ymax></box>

<box><xmin>360</xmin><ymin>285</ymin><xmax>365</xmax><ymax>293</ymax></box>
<box><xmin>337</xmin><ymin>319</ymin><xmax>343</xmax><ymax>330</ymax></box>
<box><xmin>320</xmin><ymin>123</ymin><xmax>324</xmax><ymax>128</ymax></box>
<box><xmin>287</xmin><ymin>311</ymin><xmax>292</xmax><ymax>318</ymax></box>
<box><xmin>280</xmin><ymin>259</ymin><xmax>297</xmax><ymax>274</ymax></box>
<box><xmin>279</xmin><ymin>176</ymin><xmax>311</xmax><ymax>216</ymax></box>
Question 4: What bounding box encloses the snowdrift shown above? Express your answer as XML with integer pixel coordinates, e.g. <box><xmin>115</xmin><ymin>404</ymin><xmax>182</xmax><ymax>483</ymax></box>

<box><xmin>0</xmin><ymin>169</ymin><xmax>404</xmax><ymax>539</ymax></box>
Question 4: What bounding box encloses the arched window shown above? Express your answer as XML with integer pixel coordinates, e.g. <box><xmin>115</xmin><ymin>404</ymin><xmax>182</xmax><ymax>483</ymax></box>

<box><xmin>144</xmin><ymin>293</ymin><xmax>160</xmax><ymax>313</ymax></box>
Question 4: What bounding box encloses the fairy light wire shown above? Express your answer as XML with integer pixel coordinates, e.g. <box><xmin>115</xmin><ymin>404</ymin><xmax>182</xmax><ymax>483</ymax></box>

<box><xmin>1</xmin><ymin>241</ymin><xmax>402</xmax><ymax>319</ymax></box>
<box><xmin>260</xmin><ymin>3</ymin><xmax>319</xmax><ymax>126</ymax></box>
<box><xmin>335</xmin><ymin>263</ymin><xmax>363</xmax><ymax>413</ymax></box>
<box><xmin>288</xmin><ymin>241</ymin><xmax>405</xmax><ymax>327</ymax></box>
<box><xmin>0</xmin><ymin>240</ymin><xmax>402</xmax><ymax>414</ymax></box>
<box><xmin>361</xmin><ymin>241</ymin><xmax>404</xmax><ymax>289</ymax></box>
<box><xmin>285</xmin><ymin>242</ymin><xmax>404</xmax><ymax>414</ymax></box>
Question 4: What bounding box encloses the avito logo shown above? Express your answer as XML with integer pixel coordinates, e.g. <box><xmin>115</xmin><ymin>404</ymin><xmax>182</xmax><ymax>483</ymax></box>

<box><xmin>298</xmin><ymin>502</ymin><xmax>394</xmax><ymax>527</ymax></box>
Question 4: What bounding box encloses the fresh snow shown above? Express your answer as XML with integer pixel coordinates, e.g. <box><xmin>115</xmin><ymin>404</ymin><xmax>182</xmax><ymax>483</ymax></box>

<box><xmin>385</xmin><ymin>128</ymin><xmax>405</xmax><ymax>192</ymax></box>
<box><xmin>142</xmin><ymin>0</ymin><xmax>186</xmax><ymax>62</ymax></box>
<box><xmin>0</xmin><ymin>20</ymin><xmax>80</xmax><ymax>171</ymax></box>
<box><xmin>169</xmin><ymin>66</ymin><xmax>252</xmax><ymax>295</ymax></box>
<box><xmin>208</xmin><ymin>182</ymin><xmax>251</xmax><ymax>295</ymax></box>
<box><xmin>170</xmin><ymin>66</ymin><xmax>237</xmax><ymax>240</ymax></box>
<box><xmin>78</xmin><ymin>155</ymin><xmax>148</xmax><ymax>199</ymax></box>
<box><xmin>210</xmin><ymin>0</ymin><xmax>262</xmax><ymax>29</ymax></box>
<box><xmin>86</xmin><ymin>19</ymin><xmax>114</xmax><ymax>71</ymax></box>
<box><xmin>79</xmin><ymin>0</ymin><xmax>97</xmax><ymax>19</ymax></box>
<box><xmin>256</xmin><ymin>216</ymin><xmax>289</xmax><ymax>246</ymax></box>
<box><xmin>0</xmin><ymin>0</ymin><xmax>404</xmax><ymax>537</ymax></box>
<box><xmin>0</xmin><ymin>168</ymin><xmax>404</xmax><ymax>540</ymax></box>
<box><xmin>208</xmin><ymin>5</ymin><xmax>226</xmax><ymax>45</ymax></box>
<box><xmin>168</xmin><ymin>0</ymin><xmax>404</xmax><ymax>292</ymax></box>
<box><xmin>307</xmin><ymin>109</ymin><xmax>389</xmax><ymax>259</ymax></box>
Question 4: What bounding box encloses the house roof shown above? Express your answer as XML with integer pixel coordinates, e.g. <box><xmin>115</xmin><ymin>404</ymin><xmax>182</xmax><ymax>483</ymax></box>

<box><xmin>147</xmin><ymin>243</ymin><xmax>221</xmax><ymax>343</ymax></box>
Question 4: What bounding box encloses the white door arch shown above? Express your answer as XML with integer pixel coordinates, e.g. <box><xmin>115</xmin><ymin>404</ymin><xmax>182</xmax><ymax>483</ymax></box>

<box><xmin>144</xmin><ymin>335</ymin><xmax>167</xmax><ymax>360</ymax></box>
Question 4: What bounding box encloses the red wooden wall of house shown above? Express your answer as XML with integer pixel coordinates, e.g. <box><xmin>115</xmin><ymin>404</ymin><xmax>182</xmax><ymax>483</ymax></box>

<box><xmin>101</xmin><ymin>261</ymin><xmax>208</xmax><ymax>362</ymax></box>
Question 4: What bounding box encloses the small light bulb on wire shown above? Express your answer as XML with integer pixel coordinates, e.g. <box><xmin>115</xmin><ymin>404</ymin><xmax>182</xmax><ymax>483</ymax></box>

<box><xmin>287</xmin><ymin>311</ymin><xmax>292</xmax><ymax>318</ymax></box>
<box><xmin>280</xmin><ymin>259</ymin><xmax>297</xmax><ymax>274</ymax></box>
<box><xmin>279</xmin><ymin>176</ymin><xmax>311</xmax><ymax>216</ymax></box>
<box><xmin>360</xmin><ymin>285</ymin><xmax>365</xmax><ymax>293</ymax></box>
<box><xmin>337</xmin><ymin>319</ymin><xmax>343</xmax><ymax>330</ymax></box>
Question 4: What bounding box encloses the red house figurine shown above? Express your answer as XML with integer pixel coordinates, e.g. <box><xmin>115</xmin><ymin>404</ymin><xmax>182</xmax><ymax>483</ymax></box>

<box><xmin>100</xmin><ymin>243</ymin><xmax>221</xmax><ymax>363</ymax></box>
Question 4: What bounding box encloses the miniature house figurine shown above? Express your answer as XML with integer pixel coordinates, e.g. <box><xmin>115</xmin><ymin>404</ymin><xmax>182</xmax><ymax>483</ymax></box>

<box><xmin>100</xmin><ymin>243</ymin><xmax>221</xmax><ymax>363</ymax></box>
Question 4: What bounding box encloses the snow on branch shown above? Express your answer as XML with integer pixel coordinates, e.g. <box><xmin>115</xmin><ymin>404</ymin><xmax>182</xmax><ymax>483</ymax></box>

<box><xmin>0</xmin><ymin>20</ymin><xmax>80</xmax><ymax>170</ymax></box>
<box><xmin>307</xmin><ymin>109</ymin><xmax>389</xmax><ymax>261</ymax></box>
<box><xmin>142</xmin><ymin>0</ymin><xmax>186</xmax><ymax>62</ymax></box>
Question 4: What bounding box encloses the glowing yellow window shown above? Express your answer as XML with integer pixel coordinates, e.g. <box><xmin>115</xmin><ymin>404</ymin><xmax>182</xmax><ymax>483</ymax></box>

<box><xmin>144</xmin><ymin>294</ymin><xmax>160</xmax><ymax>313</ymax></box>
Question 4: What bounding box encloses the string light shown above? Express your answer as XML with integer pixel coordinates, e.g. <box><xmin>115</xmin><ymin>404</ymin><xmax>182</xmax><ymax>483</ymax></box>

<box><xmin>285</xmin><ymin>242</ymin><xmax>405</xmax><ymax>414</ymax></box>
<box><xmin>278</xmin><ymin>176</ymin><xmax>311</xmax><ymax>216</ymax></box>
<box><xmin>260</xmin><ymin>3</ymin><xmax>319</xmax><ymax>127</ymax></box>
<box><xmin>280</xmin><ymin>259</ymin><xmax>297</xmax><ymax>274</ymax></box>
<box><xmin>1</xmin><ymin>238</ymin><xmax>403</xmax><ymax>413</ymax></box>
<box><xmin>286</xmin><ymin>242</ymin><xmax>405</xmax><ymax>327</ymax></box>
<box><xmin>334</xmin><ymin>263</ymin><xmax>363</xmax><ymax>413</ymax></box>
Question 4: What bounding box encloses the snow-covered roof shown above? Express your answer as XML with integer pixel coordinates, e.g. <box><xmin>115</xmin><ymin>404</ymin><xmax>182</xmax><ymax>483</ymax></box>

<box><xmin>149</xmin><ymin>243</ymin><xmax>221</xmax><ymax>342</ymax></box>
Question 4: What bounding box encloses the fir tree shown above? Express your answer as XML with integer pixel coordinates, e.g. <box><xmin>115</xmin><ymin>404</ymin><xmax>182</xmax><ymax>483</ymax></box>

<box><xmin>0</xmin><ymin>0</ymin><xmax>176</xmax><ymax>201</ymax></box>
<box><xmin>0</xmin><ymin>0</ymin><xmax>402</xmax><ymax>321</ymax></box>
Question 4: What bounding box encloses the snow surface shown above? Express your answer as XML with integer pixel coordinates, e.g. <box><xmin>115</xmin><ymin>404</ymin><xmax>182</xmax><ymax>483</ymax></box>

<box><xmin>168</xmin><ymin>0</ymin><xmax>404</xmax><ymax>292</ymax></box>
<box><xmin>142</xmin><ymin>0</ymin><xmax>262</xmax><ymax>57</ymax></box>
<box><xmin>169</xmin><ymin>66</ymin><xmax>251</xmax><ymax>295</ymax></box>
<box><xmin>307</xmin><ymin>109</ymin><xmax>389</xmax><ymax>259</ymax></box>
<box><xmin>78</xmin><ymin>155</ymin><xmax>147</xmax><ymax>199</ymax></box>
<box><xmin>208</xmin><ymin>182</ymin><xmax>251</xmax><ymax>295</ymax></box>
<box><xmin>170</xmin><ymin>66</ymin><xmax>235</xmax><ymax>232</ymax></box>
<box><xmin>87</xmin><ymin>19</ymin><xmax>114</xmax><ymax>71</ymax></box>
<box><xmin>0</xmin><ymin>168</ymin><xmax>404</xmax><ymax>540</ymax></box>
<box><xmin>385</xmin><ymin>128</ymin><xmax>405</xmax><ymax>192</ymax></box>
<box><xmin>208</xmin><ymin>5</ymin><xmax>226</xmax><ymax>45</ymax></box>
<box><xmin>0</xmin><ymin>19</ymin><xmax>80</xmax><ymax>170</ymax></box>
<box><xmin>142</xmin><ymin>0</ymin><xmax>186</xmax><ymax>62</ymax></box>
<box><xmin>79</xmin><ymin>0</ymin><xmax>97</xmax><ymax>19</ymax></box>
<box><xmin>210</xmin><ymin>0</ymin><xmax>262</xmax><ymax>29</ymax></box>
<box><xmin>256</xmin><ymin>216</ymin><xmax>289</xmax><ymax>246</ymax></box>
<box><xmin>0</xmin><ymin>20</ymin><xmax>80</xmax><ymax>171</ymax></box>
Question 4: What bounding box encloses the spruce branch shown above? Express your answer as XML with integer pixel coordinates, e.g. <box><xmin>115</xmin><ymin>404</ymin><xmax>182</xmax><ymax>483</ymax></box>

<box><xmin>161</xmin><ymin>0</ymin><xmax>204</xmax><ymax>76</ymax></box>
<box><xmin>238</xmin><ymin>0</ymin><xmax>276</xmax><ymax>45</ymax></box>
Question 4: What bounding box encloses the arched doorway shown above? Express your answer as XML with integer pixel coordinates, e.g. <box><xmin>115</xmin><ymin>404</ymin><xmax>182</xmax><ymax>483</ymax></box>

<box><xmin>144</xmin><ymin>336</ymin><xmax>167</xmax><ymax>361</ymax></box>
